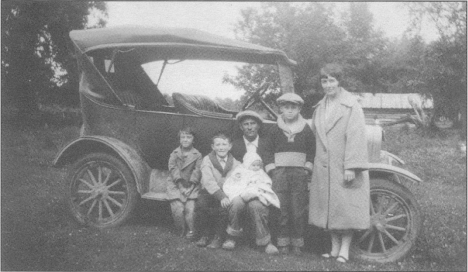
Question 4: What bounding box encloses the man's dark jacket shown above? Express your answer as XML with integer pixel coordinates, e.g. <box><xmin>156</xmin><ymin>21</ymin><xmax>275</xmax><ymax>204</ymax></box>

<box><xmin>231</xmin><ymin>136</ymin><xmax>271</xmax><ymax>163</ymax></box>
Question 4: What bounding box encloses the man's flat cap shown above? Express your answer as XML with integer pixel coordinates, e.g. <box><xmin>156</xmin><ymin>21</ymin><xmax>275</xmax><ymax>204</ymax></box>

<box><xmin>236</xmin><ymin>110</ymin><xmax>263</xmax><ymax>124</ymax></box>
<box><xmin>276</xmin><ymin>93</ymin><xmax>304</xmax><ymax>105</ymax></box>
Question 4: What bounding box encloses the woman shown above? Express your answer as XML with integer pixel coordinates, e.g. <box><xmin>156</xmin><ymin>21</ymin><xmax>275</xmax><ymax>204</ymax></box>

<box><xmin>308</xmin><ymin>63</ymin><xmax>370</xmax><ymax>263</ymax></box>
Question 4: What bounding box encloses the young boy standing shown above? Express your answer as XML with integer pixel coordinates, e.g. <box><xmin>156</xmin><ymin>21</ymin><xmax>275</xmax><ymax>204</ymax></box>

<box><xmin>195</xmin><ymin>132</ymin><xmax>240</xmax><ymax>248</ymax></box>
<box><xmin>167</xmin><ymin>127</ymin><xmax>202</xmax><ymax>240</ymax></box>
<box><xmin>264</xmin><ymin>93</ymin><xmax>316</xmax><ymax>255</ymax></box>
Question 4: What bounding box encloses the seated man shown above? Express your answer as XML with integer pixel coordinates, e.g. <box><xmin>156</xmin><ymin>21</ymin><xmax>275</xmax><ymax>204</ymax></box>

<box><xmin>230</xmin><ymin>110</ymin><xmax>270</xmax><ymax>163</ymax></box>
<box><xmin>222</xmin><ymin>151</ymin><xmax>279</xmax><ymax>254</ymax></box>
<box><xmin>222</xmin><ymin>110</ymin><xmax>278</xmax><ymax>254</ymax></box>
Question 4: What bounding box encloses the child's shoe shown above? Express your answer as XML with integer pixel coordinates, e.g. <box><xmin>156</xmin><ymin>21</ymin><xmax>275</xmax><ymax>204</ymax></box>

<box><xmin>278</xmin><ymin>246</ymin><xmax>289</xmax><ymax>254</ymax></box>
<box><xmin>222</xmin><ymin>238</ymin><xmax>236</xmax><ymax>250</ymax></box>
<box><xmin>207</xmin><ymin>235</ymin><xmax>222</xmax><ymax>249</ymax></box>
<box><xmin>196</xmin><ymin>236</ymin><xmax>209</xmax><ymax>247</ymax></box>
<box><xmin>265</xmin><ymin>243</ymin><xmax>279</xmax><ymax>255</ymax></box>
<box><xmin>292</xmin><ymin>246</ymin><xmax>302</xmax><ymax>255</ymax></box>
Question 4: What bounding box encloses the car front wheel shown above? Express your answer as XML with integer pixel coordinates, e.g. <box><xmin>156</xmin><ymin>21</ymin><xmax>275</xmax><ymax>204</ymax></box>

<box><xmin>351</xmin><ymin>178</ymin><xmax>422</xmax><ymax>263</ymax></box>
<box><xmin>67</xmin><ymin>152</ymin><xmax>138</xmax><ymax>228</ymax></box>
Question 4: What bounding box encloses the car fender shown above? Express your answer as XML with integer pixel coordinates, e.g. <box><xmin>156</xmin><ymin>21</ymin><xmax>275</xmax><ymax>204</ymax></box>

<box><xmin>369</xmin><ymin>163</ymin><xmax>422</xmax><ymax>185</ymax></box>
<box><xmin>380</xmin><ymin>150</ymin><xmax>405</xmax><ymax>166</ymax></box>
<box><xmin>54</xmin><ymin>136</ymin><xmax>151</xmax><ymax>194</ymax></box>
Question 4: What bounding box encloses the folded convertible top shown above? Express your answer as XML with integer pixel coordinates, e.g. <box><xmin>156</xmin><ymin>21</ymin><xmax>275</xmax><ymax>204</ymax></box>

<box><xmin>70</xmin><ymin>25</ymin><xmax>296</xmax><ymax>65</ymax></box>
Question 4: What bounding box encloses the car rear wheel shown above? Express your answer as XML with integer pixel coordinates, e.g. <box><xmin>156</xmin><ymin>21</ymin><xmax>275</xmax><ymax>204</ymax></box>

<box><xmin>67</xmin><ymin>152</ymin><xmax>138</xmax><ymax>228</ymax></box>
<box><xmin>351</xmin><ymin>178</ymin><xmax>422</xmax><ymax>263</ymax></box>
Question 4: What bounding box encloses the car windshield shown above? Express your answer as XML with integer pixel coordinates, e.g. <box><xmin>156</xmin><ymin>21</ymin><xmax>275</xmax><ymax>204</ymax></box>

<box><xmin>142</xmin><ymin>59</ymin><xmax>280</xmax><ymax>109</ymax></box>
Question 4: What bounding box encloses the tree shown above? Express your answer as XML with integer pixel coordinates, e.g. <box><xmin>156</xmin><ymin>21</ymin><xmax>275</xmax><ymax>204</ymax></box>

<box><xmin>229</xmin><ymin>2</ymin><xmax>346</xmax><ymax>106</ymax></box>
<box><xmin>1</xmin><ymin>1</ymin><xmax>107</xmax><ymax>121</ymax></box>
<box><xmin>346</xmin><ymin>2</ymin><xmax>374</xmax><ymax>41</ymax></box>
<box><xmin>340</xmin><ymin>2</ymin><xmax>389</xmax><ymax>94</ymax></box>
<box><xmin>375</xmin><ymin>36</ymin><xmax>429</xmax><ymax>94</ymax></box>
<box><xmin>405</xmin><ymin>2</ymin><xmax>466</xmax><ymax>134</ymax></box>
<box><xmin>229</xmin><ymin>2</ymin><xmax>392</xmax><ymax>107</ymax></box>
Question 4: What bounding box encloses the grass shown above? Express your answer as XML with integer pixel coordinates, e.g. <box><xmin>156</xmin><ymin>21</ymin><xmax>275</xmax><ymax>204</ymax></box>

<box><xmin>1</xmin><ymin>122</ymin><xmax>466</xmax><ymax>271</ymax></box>
<box><xmin>381</xmin><ymin>125</ymin><xmax>467</xmax><ymax>270</ymax></box>
<box><xmin>383</xmin><ymin>125</ymin><xmax>466</xmax><ymax>186</ymax></box>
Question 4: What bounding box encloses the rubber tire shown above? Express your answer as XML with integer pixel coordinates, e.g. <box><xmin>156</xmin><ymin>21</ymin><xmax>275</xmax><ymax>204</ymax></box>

<box><xmin>351</xmin><ymin>178</ymin><xmax>422</xmax><ymax>263</ymax></box>
<box><xmin>67</xmin><ymin>152</ymin><xmax>138</xmax><ymax>228</ymax></box>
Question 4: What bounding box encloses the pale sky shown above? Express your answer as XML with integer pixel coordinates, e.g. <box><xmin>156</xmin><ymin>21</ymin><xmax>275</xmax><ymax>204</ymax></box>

<box><xmin>106</xmin><ymin>2</ymin><xmax>439</xmax><ymax>42</ymax></box>
<box><xmin>102</xmin><ymin>2</ymin><xmax>439</xmax><ymax>100</ymax></box>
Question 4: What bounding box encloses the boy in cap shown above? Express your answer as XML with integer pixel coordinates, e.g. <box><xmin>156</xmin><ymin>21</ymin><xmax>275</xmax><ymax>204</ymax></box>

<box><xmin>264</xmin><ymin>92</ymin><xmax>316</xmax><ymax>255</ymax></box>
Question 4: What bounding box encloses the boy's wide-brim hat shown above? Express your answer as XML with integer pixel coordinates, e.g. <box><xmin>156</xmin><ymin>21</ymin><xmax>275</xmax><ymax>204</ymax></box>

<box><xmin>276</xmin><ymin>93</ymin><xmax>304</xmax><ymax>105</ymax></box>
<box><xmin>236</xmin><ymin>110</ymin><xmax>263</xmax><ymax>124</ymax></box>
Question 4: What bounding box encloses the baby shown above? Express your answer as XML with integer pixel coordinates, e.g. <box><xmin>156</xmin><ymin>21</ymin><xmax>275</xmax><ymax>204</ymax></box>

<box><xmin>223</xmin><ymin>152</ymin><xmax>279</xmax><ymax>209</ymax></box>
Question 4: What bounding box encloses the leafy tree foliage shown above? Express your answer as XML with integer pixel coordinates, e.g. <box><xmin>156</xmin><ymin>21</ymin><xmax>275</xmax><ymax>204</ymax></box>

<box><xmin>228</xmin><ymin>3</ymin><xmax>344</xmax><ymax>102</ymax></box>
<box><xmin>340</xmin><ymin>3</ymin><xmax>389</xmax><ymax>93</ymax></box>
<box><xmin>227</xmin><ymin>3</ymin><xmax>389</xmax><ymax>107</ymax></box>
<box><xmin>229</xmin><ymin>2</ymin><xmax>466</xmax><ymax>135</ymax></box>
<box><xmin>1</xmin><ymin>1</ymin><xmax>107</xmax><ymax>120</ymax></box>
<box><xmin>405</xmin><ymin>2</ymin><xmax>466</xmax><ymax>132</ymax></box>
<box><xmin>346</xmin><ymin>2</ymin><xmax>374</xmax><ymax>41</ymax></box>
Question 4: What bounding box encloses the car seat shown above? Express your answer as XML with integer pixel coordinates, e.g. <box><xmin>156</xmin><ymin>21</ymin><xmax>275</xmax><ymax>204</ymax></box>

<box><xmin>172</xmin><ymin>92</ymin><xmax>237</xmax><ymax>118</ymax></box>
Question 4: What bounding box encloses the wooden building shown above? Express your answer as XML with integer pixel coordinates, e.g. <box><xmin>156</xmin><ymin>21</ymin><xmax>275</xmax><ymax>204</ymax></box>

<box><xmin>352</xmin><ymin>93</ymin><xmax>434</xmax><ymax>124</ymax></box>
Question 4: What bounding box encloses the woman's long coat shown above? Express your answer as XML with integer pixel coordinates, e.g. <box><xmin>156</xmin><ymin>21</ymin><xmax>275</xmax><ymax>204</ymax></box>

<box><xmin>308</xmin><ymin>89</ymin><xmax>370</xmax><ymax>230</ymax></box>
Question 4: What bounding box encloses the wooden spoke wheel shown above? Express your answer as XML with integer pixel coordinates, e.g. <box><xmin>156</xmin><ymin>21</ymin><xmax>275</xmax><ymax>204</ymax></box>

<box><xmin>351</xmin><ymin>178</ymin><xmax>422</xmax><ymax>263</ymax></box>
<box><xmin>67</xmin><ymin>153</ymin><xmax>138</xmax><ymax>228</ymax></box>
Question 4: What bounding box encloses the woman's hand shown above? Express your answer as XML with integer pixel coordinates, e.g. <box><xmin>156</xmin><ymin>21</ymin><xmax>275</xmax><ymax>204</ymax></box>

<box><xmin>221</xmin><ymin>197</ymin><xmax>231</xmax><ymax>209</ymax></box>
<box><xmin>344</xmin><ymin>169</ymin><xmax>355</xmax><ymax>182</ymax></box>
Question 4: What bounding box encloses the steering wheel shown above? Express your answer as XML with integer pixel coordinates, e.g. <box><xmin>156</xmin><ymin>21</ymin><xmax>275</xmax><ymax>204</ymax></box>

<box><xmin>241</xmin><ymin>82</ymin><xmax>278</xmax><ymax>121</ymax></box>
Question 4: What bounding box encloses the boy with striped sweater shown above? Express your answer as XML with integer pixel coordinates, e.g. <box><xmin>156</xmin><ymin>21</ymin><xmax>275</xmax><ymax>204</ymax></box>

<box><xmin>265</xmin><ymin>93</ymin><xmax>316</xmax><ymax>255</ymax></box>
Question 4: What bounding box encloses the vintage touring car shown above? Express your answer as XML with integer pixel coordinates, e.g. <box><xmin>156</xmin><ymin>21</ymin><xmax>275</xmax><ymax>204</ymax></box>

<box><xmin>54</xmin><ymin>26</ymin><xmax>422</xmax><ymax>263</ymax></box>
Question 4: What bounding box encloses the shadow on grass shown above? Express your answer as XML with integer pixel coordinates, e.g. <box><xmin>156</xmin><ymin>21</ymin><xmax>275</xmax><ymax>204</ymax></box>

<box><xmin>127</xmin><ymin>199</ymin><xmax>174</xmax><ymax>228</ymax></box>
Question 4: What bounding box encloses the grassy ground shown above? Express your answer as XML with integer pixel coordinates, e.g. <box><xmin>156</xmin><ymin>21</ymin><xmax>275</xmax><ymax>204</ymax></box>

<box><xmin>1</xmin><ymin>122</ymin><xmax>466</xmax><ymax>271</ymax></box>
<box><xmin>380</xmin><ymin>125</ymin><xmax>467</xmax><ymax>270</ymax></box>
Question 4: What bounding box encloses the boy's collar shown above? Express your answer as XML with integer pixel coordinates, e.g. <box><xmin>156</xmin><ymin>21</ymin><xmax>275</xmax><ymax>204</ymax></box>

<box><xmin>281</xmin><ymin>115</ymin><xmax>300</xmax><ymax>124</ymax></box>
<box><xmin>180</xmin><ymin>146</ymin><xmax>193</xmax><ymax>152</ymax></box>
<box><xmin>277</xmin><ymin>114</ymin><xmax>307</xmax><ymax>138</ymax></box>
<box><xmin>174</xmin><ymin>146</ymin><xmax>198</xmax><ymax>155</ymax></box>
<box><xmin>216</xmin><ymin>154</ymin><xmax>228</xmax><ymax>161</ymax></box>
